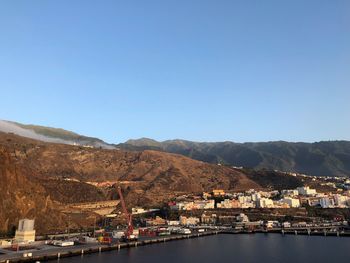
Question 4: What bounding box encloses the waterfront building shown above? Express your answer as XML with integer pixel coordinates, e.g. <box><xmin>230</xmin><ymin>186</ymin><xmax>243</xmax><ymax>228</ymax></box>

<box><xmin>146</xmin><ymin>216</ymin><xmax>166</xmax><ymax>226</ymax></box>
<box><xmin>282</xmin><ymin>222</ymin><xmax>291</xmax><ymax>228</ymax></box>
<box><xmin>179</xmin><ymin>216</ymin><xmax>200</xmax><ymax>226</ymax></box>
<box><xmin>14</xmin><ymin>219</ymin><xmax>36</xmax><ymax>243</ymax></box>
<box><xmin>265</xmin><ymin>221</ymin><xmax>280</xmax><ymax>228</ymax></box>
<box><xmin>201</xmin><ymin>213</ymin><xmax>217</xmax><ymax>224</ymax></box>
<box><xmin>292</xmin><ymin>222</ymin><xmax>308</xmax><ymax>227</ymax></box>
<box><xmin>236</xmin><ymin>213</ymin><xmax>249</xmax><ymax>223</ymax></box>
<box><xmin>217</xmin><ymin>215</ymin><xmax>237</xmax><ymax>224</ymax></box>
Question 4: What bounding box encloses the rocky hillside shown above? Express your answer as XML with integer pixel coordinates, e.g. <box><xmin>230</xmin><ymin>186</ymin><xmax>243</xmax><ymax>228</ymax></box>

<box><xmin>0</xmin><ymin>132</ymin><xmax>302</xmax><ymax>234</ymax></box>
<box><xmin>0</xmin><ymin>142</ymin><xmax>107</xmax><ymax>234</ymax></box>
<box><xmin>119</xmin><ymin>139</ymin><xmax>350</xmax><ymax>177</ymax></box>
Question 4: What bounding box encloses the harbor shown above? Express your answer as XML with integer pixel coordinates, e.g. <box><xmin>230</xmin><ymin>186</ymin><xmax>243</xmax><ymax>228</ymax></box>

<box><xmin>0</xmin><ymin>230</ymin><xmax>219</xmax><ymax>263</ymax></box>
<box><xmin>2</xmin><ymin>185</ymin><xmax>350</xmax><ymax>263</ymax></box>
<box><xmin>2</xmin><ymin>226</ymin><xmax>350</xmax><ymax>263</ymax></box>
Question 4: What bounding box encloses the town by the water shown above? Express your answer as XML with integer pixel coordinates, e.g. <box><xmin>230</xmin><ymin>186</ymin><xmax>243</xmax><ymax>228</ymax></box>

<box><xmin>2</xmin><ymin>172</ymin><xmax>350</xmax><ymax>263</ymax></box>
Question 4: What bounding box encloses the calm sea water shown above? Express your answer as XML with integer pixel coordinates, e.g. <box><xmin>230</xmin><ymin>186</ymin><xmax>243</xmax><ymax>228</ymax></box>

<box><xmin>53</xmin><ymin>234</ymin><xmax>350</xmax><ymax>263</ymax></box>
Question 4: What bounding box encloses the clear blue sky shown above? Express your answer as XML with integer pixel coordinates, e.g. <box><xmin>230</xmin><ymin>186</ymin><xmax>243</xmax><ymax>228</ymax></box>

<box><xmin>0</xmin><ymin>1</ymin><xmax>349</xmax><ymax>143</ymax></box>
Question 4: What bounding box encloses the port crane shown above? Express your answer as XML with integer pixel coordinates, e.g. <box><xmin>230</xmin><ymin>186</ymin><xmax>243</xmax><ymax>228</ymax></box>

<box><xmin>117</xmin><ymin>186</ymin><xmax>136</xmax><ymax>241</ymax></box>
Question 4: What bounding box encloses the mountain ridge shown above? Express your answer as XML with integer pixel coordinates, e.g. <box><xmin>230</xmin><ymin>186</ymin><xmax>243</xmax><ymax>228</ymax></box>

<box><xmin>118</xmin><ymin>138</ymin><xmax>350</xmax><ymax>177</ymax></box>
<box><xmin>1</xmin><ymin>120</ymin><xmax>349</xmax><ymax>177</ymax></box>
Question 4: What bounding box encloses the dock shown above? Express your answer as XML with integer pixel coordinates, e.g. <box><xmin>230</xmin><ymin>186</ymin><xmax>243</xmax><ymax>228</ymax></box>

<box><xmin>0</xmin><ymin>231</ymin><xmax>219</xmax><ymax>263</ymax></box>
<box><xmin>2</xmin><ymin>228</ymin><xmax>350</xmax><ymax>263</ymax></box>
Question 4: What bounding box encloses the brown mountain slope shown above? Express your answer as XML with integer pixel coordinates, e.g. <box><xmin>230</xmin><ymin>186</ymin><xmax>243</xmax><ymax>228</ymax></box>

<box><xmin>0</xmin><ymin>147</ymin><xmax>65</xmax><ymax>234</ymax></box>
<box><xmin>0</xmin><ymin>143</ymin><xmax>106</xmax><ymax>234</ymax></box>
<box><xmin>0</xmin><ymin>132</ymin><xmax>300</xmax><ymax>234</ymax></box>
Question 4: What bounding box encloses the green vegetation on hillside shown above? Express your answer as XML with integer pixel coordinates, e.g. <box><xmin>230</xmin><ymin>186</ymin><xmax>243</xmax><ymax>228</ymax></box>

<box><xmin>119</xmin><ymin>139</ymin><xmax>350</xmax><ymax>177</ymax></box>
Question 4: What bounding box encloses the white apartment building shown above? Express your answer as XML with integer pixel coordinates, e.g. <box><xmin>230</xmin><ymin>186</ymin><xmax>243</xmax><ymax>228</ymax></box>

<box><xmin>238</xmin><ymin>196</ymin><xmax>252</xmax><ymax>203</ymax></box>
<box><xmin>320</xmin><ymin>197</ymin><xmax>335</xmax><ymax>208</ymax></box>
<box><xmin>179</xmin><ymin>216</ymin><xmax>200</xmax><ymax>226</ymax></box>
<box><xmin>297</xmin><ymin>186</ymin><xmax>317</xmax><ymax>196</ymax></box>
<box><xmin>257</xmin><ymin>198</ymin><xmax>274</xmax><ymax>208</ymax></box>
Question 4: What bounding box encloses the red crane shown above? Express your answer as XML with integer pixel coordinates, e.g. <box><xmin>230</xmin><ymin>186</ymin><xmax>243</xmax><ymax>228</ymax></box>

<box><xmin>117</xmin><ymin>186</ymin><xmax>136</xmax><ymax>241</ymax></box>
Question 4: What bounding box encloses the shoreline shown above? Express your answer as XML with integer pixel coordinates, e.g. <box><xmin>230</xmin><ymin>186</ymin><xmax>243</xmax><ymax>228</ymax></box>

<box><xmin>2</xmin><ymin>230</ymin><xmax>350</xmax><ymax>263</ymax></box>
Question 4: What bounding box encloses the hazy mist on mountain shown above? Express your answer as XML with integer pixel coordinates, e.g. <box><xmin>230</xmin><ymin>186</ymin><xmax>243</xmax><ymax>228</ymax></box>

<box><xmin>0</xmin><ymin>120</ymin><xmax>115</xmax><ymax>149</ymax></box>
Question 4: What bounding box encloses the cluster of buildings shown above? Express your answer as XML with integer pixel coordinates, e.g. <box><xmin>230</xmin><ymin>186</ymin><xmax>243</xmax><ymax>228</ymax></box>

<box><xmin>168</xmin><ymin>199</ymin><xmax>215</xmax><ymax>210</ymax></box>
<box><xmin>215</xmin><ymin>192</ymin><xmax>301</xmax><ymax>209</ymax></box>
<box><xmin>144</xmin><ymin>213</ymin><xmax>248</xmax><ymax>227</ymax></box>
<box><xmin>282</xmin><ymin>187</ymin><xmax>350</xmax><ymax>208</ymax></box>
<box><xmin>144</xmin><ymin>215</ymin><xmax>200</xmax><ymax>226</ymax></box>
<box><xmin>168</xmin><ymin>186</ymin><xmax>350</xmax><ymax>210</ymax></box>
<box><xmin>285</xmin><ymin>172</ymin><xmax>350</xmax><ymax>191</ymax></box>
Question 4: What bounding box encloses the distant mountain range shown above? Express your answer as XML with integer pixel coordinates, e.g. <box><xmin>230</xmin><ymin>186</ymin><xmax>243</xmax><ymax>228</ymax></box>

<box><xmin>1</xmin><ymin>120</ymin><xmax>349</xmax><ymax>177</ymax></box>
<box><xmin>118</xmin><ymin>138</ymin><xmax>350</xmax><ymax>177</ymax></box>
<box><xmin>0</xmin><ymin>120</ymin><xmax>115</xmax><ymax>149</ymax></box>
